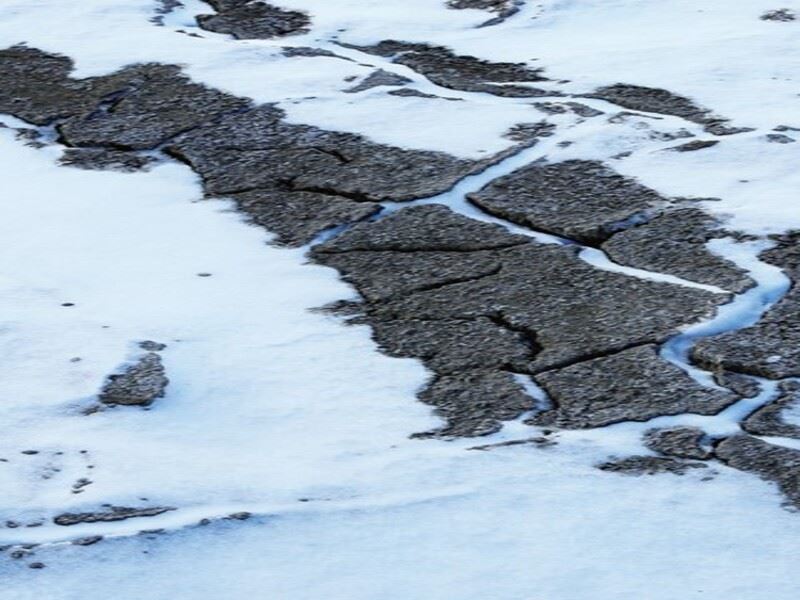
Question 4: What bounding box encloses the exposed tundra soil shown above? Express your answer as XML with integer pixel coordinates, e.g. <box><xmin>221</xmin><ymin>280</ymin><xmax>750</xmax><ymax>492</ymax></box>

<box><xmin>1</xmin><ymin>42</ymin><xmax>799</xmax><ymax>512</ymax></box>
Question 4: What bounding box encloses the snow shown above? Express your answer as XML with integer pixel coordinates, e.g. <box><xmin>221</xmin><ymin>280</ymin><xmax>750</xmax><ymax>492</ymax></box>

<box><xmin>1</xmin><ymin>1</ymin><xmax>800</xmax><ymax>598</ymax></box>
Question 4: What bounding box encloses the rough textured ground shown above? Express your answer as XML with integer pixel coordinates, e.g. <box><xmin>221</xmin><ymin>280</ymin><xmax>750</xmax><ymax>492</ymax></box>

<box><xmin>0</xmin><ymin>3</ymin><xmax>799</xmax><ymax>586</ymax></box>
<box><xmin>196</xmin><ymin>1</ymin><xmax>311</xmax><ymax>39</ymax></box>
<box><xmin>98</xmin><ymin>352</ymin><xmax>169</xmax><ymax>407</ymax></box>
<box><xmin>346</xmin><ymin>40</ymin><xmax>550</xmax><ymax>97</ymax></box>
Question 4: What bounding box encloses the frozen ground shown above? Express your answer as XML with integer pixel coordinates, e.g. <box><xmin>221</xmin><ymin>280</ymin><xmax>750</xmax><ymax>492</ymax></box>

<box><xmin>0</xmin><ymin>1</ymin><xmax>799</xmax><ymax>598</ymax></box>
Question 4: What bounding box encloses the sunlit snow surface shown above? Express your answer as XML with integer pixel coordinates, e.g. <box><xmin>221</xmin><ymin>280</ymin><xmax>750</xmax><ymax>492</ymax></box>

<box><xmin>1</xmin><ymin>1</ymin><xmax>800</xmax><ymax>598</ymax></box>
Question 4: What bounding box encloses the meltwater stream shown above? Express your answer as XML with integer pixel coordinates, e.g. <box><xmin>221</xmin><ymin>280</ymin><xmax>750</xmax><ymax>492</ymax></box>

<box><xmin>660</xmin><ymin>237</ymin><xmax>791</xmax><ymax>389</ymax></box>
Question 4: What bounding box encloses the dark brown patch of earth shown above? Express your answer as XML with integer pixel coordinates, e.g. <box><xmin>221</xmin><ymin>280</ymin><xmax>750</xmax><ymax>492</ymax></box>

<box><xmin>468</xmin><ymin>436</ymin><xmax>557</xmax><ymax>451</ymax></box>
<box><xmin>644</xmin><ymin>426</ymin><xmax>712</xmax><ymax>460</ymax></box>
<box><xmin>467</xmin><ymin>159</ymin><xmax>666</xmax><ymax>245</ymax></box>
<box><xmin>139</xmin><ymin>340</ymin><xmax>167</xmax><ymax>351</ymax></box>
<box><xmin>534</xmin><ymin>101</ymin><xmax>604</xmax><ymax>117</ymax></box>
<box><xmin>766</xmin><ymin>133</ymin><xmax>796</xmax><ymax>143</ymax></box>
<box><xmin>529</xmin><ymin>345</ymin><xmax>737</xmax><ymax>429</ymax></box>
<box><xmin>667</xmin><ymin>139</ymin><xmax>719</xmax><ymax>152</ymax></box>
<box><xmin>344</xmin><ymin>69</ymin><xmax>412</xmax><ymax>93</ymax></box>
<box><xmin>414</xmin><ymin>371</ymin><xmax>535</xmax><ymax>438</ymax></box>
<box><xmin>597</xmin><ymin>455</ymin><xmax>707</xmax><ymax>476</ymax></box>
<box><xmin>54</xmin><ymin>506</ymin><xmax>175</xmax><ymax>526</ymax></box>
<box><xmin>72</xmin><ymin>535</ymin><xmax>103</xmax><ymax>546</ymax></box>
<box><xmin>196</xmin><ymin>1</ymin><xmax>310</xmax><ymax>39</ymax></box>
<box><xmin>59</xmin><ymin>148</ymin><xmax>156</xmax><ymax>172</ymax></box>
<box><xmin>386</xmin><ymin>88</ymin><xmax>461</xmax><ymax>101</ymax></box>
<box><xmin>760</xmin><ymin>9</ymin><xmax>796</xmax><ymax>22</ymax></box>
<box><xmin>601</xmin><ymin>207</ymin><xmax>754</xmax><ymax>292</ymax></box>
<box><xmin>344</xmin><ymin>40</ymin><xmax>550</xmax><ymax>97</ymax></box>
<box><xmin>447</xmin><ymin>0</ymin><xmax>523</xmax><ymax>26</ymax></box>
<box><xmin>587</xmin><ymin>83</ymin><xmax>748</xmax><ymax>134</ymax></box>
<box><xmin>715</xmin><ymin>434</ymin><xmax>800</xmax><ymax>508</ymax></box>
<box><xmin>281</xmin><ymin>47</ymin><xmax>339</xmax><ymax>59</ymax></box>
<box><xmin>99</xmin><ymin>353</ymin><xmax>168</xmax><ymax>407</ymax></box>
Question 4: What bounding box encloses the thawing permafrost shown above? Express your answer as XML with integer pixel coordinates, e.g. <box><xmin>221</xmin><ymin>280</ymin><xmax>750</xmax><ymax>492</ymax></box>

<box><xmin>1</xmin><ymin>2</ymin><xmax>800</xmax><ymax>598</ymax></box>
<box><xmin>0</xmin><ymin>40</ymin><xmax>779</xmax><ymax>549</ymax></box>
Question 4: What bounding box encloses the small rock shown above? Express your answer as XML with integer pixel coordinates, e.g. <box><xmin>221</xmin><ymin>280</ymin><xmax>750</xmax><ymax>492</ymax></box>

<box><xmin>766</xmin><ymin>133</ymin><xmax>795</xmax><ymax>144</ymax></box>
<box><xmin>196</xmin><ymin>1</ymin><xmax>311</xmax><ymax>40</ymax></box>
<box><xmin>138</xmin><ymin>340</ymin><xmax>167</xmax><ymax>352</ymax></box>
<box><xmin>760</xmin><ymin>8</ymin><xmax>796</xmax><ymax>22</ymax></box>
<box><xmin>72</xmin><ymin>536</ymin><xmax>103</xmax><ymax>546</ymax></box>
<box><xmin>667</xmin><ymin>140</ymin><xmax>719</xmax><ymax>152</ymax></box>
<box><xmin>344</xmin><ymin>69</ymin><xmax>412</xmax><ymax>93</ymax></box>
<box><xmin>59</xmin><ymin>148</ymin><xmax>156</xmax><ymax>172</ymax></box>
<box><xmin>54</xmin><ymin>506</ymin><xmax>175</xmax><ymax>526</ymax></box>
<box><xmin>99</xmin><ymin>353</ymin><xmax>169</xmax><ymax>406</ymax></box>
<box><xmin>597</xmin><ymin>455</ymin><xmax>707</xmax><ymax>476</ymax></box>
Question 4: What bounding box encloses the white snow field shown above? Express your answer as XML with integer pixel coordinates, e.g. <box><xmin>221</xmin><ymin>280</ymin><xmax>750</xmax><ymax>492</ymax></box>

<box><xmin>0</xmin><ymin>1</ymin><xmax>799</xmax><ymax>598</ymax></box>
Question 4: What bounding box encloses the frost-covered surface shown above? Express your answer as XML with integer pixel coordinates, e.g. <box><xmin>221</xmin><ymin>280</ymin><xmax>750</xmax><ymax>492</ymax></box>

<box><xmin>1</xmin><ymin>1</ymin><xmax>800</xmax><ymax>598</ymax></box>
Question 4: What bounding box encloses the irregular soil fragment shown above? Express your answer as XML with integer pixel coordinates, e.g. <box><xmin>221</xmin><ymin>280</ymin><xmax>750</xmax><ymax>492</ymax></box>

<box><xmin>344</xmin><ymin>69</ymin><xmax>412</xmax><ymax>93</ymax></box>
<box><xmin>715</xmin><ymin>434</ymin><xmax>800</xmax><ymax>508</ymax></box>
<box><xmin>151</xmin><ymin>0</ymin><xmax>183</xmax><ymax>25</ymax></box>
<box><xmin>530</xmin><ymin>345</ymin><xmax>737</xmax><ymax>429</ymax></box>
<box><xmin>644</xmin><ymin>426</ymin><xmax>712</xmax><ymax>460</ymax></box>
<box><xmin>447</xmin><ymin>0</ymin><xmax>523</xmax><ymax>26</ymax></box>
<box><xmin>760</xmin><ymin>8</ymin><xmax>796</xmax><ymax>22</ymax></box>
<box><xmin>601</xmin><ymin>208</ymin><xmax>753</xmax><ymax>291</ymax></box>
<box><xmin>588</xmin><ymin>83</ymin><xmax>741</xmax><ymax>134</ymax></box>
<box><xmin>54</xmin><ymin>506</ymin><xmax>175</xmax><ymax>526</ymax></box>
<box><xmin>99</xmin><ymin>353</ymin><xmax>169</xmax><ymax>407</ymax></box>
<box><xmin>59</xmin><ymin>148</ymin><xmax>156</xmax><ymax>172</ymax></box>
<box><xmin>347</xmin><ymin>40</ymin><xmax>549</xmax><ymax>97</ymax></box>
<box><xmin>667</xmin><ymin>140</ymin><xmax>719</xmax><ymax>152</ymax></box>
<box><xmin>468</xmin><ymin>159</ymin><xmax>665</xmax><ymax>245</ymax></box>
<box><xmin>597</xmin><ymin>455</ymin><xmax>707</xmax><ymax>476</ymax></box>
<box><xmin>196</xmin><ymin>1</ymin><xmax>311</xmax><ymax>39</ymax></box>
<box><xmin>415</xmin><ymin>371</ymin><xmax>535</xmax><ymax>438</ymax></box>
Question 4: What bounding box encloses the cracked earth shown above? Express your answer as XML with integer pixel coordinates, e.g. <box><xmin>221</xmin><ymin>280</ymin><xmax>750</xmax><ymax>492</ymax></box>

<box><xmin>0</xmin><ymin>1</ymin><xmax>799</xmax><ymax>598</ymax></box>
